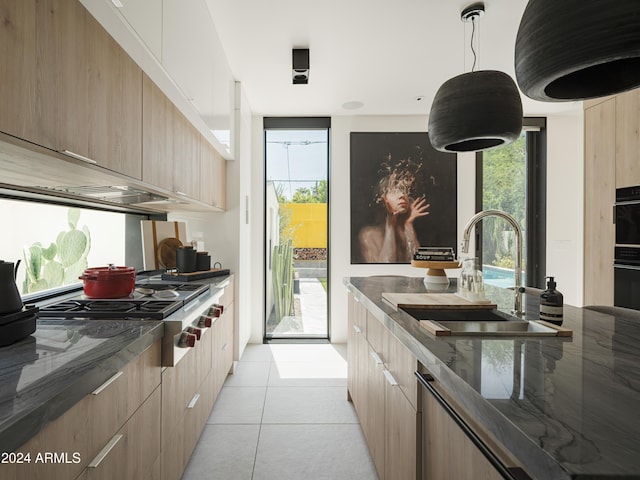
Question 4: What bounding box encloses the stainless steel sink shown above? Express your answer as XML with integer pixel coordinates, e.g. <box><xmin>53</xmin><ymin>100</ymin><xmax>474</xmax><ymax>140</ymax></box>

<box><xmin>400</xmin><ymin>307</ymin><xmax>569</xmax><ymax>337</ymax></box>
<box><xmin>400</xmin><ymin>307</ymin><xmax>512</xmax><ymax>322</ymax></box>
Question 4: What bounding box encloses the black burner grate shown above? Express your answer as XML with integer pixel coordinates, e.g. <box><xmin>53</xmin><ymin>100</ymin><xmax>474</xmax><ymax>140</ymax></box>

<box><xmin>39</xmin><ymin>299</ymin><xmax>180</xmax><ymax>319</ymax></box>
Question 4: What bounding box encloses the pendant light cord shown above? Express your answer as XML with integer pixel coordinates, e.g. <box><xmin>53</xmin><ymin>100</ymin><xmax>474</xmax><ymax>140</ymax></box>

<box><xmin>470</xmin><ymin>16</ymin><xmax>477</xmax><ymax>72</ymax></box>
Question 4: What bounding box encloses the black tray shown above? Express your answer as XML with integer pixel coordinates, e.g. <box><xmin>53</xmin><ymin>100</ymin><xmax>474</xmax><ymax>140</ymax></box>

<box><xmin>161</xmin><ymin>268</ymin><xmax>230</xmax><ymax>282</ymax></box>
<box><xmin>0</xmin><ymin>312</ymin><xmax>37</xmax><ymax>347</ymax></box>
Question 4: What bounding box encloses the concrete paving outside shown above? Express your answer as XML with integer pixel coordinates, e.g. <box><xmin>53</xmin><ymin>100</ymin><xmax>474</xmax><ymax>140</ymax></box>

<box><xmin>266</xmin><ymin>277</ymin><xmax>328</xmax><ymax>337</ymax></box>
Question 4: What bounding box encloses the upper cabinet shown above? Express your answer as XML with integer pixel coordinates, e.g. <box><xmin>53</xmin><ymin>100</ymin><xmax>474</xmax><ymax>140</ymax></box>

<box><xmin>0</xmin><ymin>0</ymin><xmax>226</xmax><ymax>211</ymax></box>
<box><xmin>39</xmin><ymin>0</ymin><xmax>143</xmax><ymax>179</ymax></box>
<box><xmin>615</xmin><ymin>89</ymin><xmax>640</xmax><ymax>188</ymax></box>
<box><xmin>584</xmin><ymin>98</ymin><xmax>616</xmax><ymax>305</ymax></box>
<box><xmin>162</xmin><ymin>0</ymin><xmax>234</xmax><ymax>158</ymax></box>
<box><xmin>0</xmin><ymin>1</ymin><xmax>38</xmax><ymax>143</ymax></box>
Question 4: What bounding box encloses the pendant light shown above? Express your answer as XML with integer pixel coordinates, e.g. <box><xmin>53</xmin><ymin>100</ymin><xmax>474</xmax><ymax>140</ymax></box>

<box><xmin>428</xmin><ymin>3</ymin><xmax>522</xmax><ymax>153</ymax></box>
<box><xmin>515</xmin><ymin>0</ymin><xmax>640</xmax><ymax>102</ymax></box>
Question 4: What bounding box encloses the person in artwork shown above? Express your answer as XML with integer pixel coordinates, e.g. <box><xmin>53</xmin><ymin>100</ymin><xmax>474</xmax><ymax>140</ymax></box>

<box><xmin>359</xmin><ymin>157</ymin><xmax>430</xmax><ymax>263</ymax></box>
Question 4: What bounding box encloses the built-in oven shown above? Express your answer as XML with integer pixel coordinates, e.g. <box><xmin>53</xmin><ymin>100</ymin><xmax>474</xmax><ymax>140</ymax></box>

<box><xmin>614</xmin><ymin>186</ymin><xmax>640</xmax><ymax>310</ymax></box>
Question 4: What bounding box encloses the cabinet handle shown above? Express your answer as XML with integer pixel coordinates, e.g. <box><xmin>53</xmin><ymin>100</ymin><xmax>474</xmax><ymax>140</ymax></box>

<box><xmin>370</xmin><ymin>351</ymin><xmax>383</xmax><ymax>365</ymax></box>
<box><xmin>222</xmin><ymin>343</ymin><xmax>229</xmax><ymax>351</ymax></box>
<box><xmin>91</xmin><ymin>371</ymin><xmax>124</xmax><ymax>395</ymax></box>
<box><xmin>187</xmin><ymin>393</ymin><xmax>201</xmax><ymax>409</ymax></box>
<box><xmin>88</xmin><ymin>434</ymin><xmax>123</xmax><ymax>468</ymax></box>
<box><xmin>353</xmin><ymin>325</ymin><xmax>362</xmax><ymax>334</ymax></box>
<box><xmin>383</xmin><ymin>369</ymin><xmax>398</xmax><ymax>386</ymax></box>
<box><xmin>174</xmin><ymin>190</ymin><xmax>187</xmax><ymax>196</ymax></box>
<box><xmin>62</xmin><ymin>150</ymin><xmax>98</xmax><ymax>164</ymax></box>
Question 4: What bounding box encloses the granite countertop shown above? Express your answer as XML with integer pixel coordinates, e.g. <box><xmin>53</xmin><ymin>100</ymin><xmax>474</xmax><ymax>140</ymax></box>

<box><xmin>344</xmin><ymin>276</ymin><xmax>640</xmax><ymax>480</ymax></box>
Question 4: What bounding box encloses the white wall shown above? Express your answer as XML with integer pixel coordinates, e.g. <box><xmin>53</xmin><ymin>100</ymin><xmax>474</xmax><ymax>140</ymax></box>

<box><xmin>248</xmin><ymin>112</ymin><xmax>584</xmax><ymax>344</ymax></box>
<box><xmin>545</xmin><ymin>113</ymin><xmax>584</xmax><ymax>307</ymax></box>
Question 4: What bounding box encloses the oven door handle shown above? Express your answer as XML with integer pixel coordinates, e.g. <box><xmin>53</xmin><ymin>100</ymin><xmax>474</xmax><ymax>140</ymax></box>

<box><xmin>613</xmin><ymin>263</ymin><xmax>640</xmax><ymax>271</ymax></box>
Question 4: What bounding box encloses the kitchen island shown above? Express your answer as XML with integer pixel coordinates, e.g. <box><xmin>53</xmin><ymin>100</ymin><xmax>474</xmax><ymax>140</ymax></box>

<box><xmin>344</xmin><ymin>275</ymin><xmax>640</xmax><ymax>480</ymax></box>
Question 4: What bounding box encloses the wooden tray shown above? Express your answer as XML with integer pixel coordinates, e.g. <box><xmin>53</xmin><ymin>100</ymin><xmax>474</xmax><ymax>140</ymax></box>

<box><xmin>161</xmin><ymin>268</ymin><xmax>230</xmax><ymax>282</ymax></box>
<box><xmin>382</xmin><ymin>292</ymin><xmax>496</xmax><ymax>309</ymax></box>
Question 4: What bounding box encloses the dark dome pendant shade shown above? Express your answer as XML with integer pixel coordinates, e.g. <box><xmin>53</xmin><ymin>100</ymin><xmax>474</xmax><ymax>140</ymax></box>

<box><xmin>515</xmin><ymin>0</ymin><xmax>640</xmax><ymax>102</ymax></box>
<box><xmin>428</xmin><ymin>2</ymin><xmax>523</xmax><ymax>153</ymax></box>
<box><xmin>428</xmin><ymin>70</ymin><xmax>523</xmax><ymax>152</ymax></box>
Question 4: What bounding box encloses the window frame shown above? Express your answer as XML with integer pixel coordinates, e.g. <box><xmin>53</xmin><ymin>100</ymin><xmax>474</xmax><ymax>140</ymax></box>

<box><xmin>474</xmin><ymin>117</ymin><xmax>547</xmax><ymax>288</ymax></box>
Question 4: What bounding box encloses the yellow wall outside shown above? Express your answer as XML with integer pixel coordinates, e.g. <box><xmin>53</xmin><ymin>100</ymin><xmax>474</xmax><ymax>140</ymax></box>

<box><xmin>283</xmin><ymin>203</ymin><xmax>327</xmax><ymax>248</ymax></box>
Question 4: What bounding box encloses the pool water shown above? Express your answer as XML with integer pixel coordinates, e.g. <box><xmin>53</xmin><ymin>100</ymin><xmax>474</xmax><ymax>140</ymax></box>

<box><xmin>482</xmin><ymin>265</ymin><xmax>525</xmax><ymax>288</ymax></box>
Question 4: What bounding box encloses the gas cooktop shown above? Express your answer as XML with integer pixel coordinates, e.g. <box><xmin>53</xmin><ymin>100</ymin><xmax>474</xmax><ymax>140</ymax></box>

<box><xmin>38</xmin><ymin>281</ymin><xmax>209</xmax><ymax>320</ymax></box>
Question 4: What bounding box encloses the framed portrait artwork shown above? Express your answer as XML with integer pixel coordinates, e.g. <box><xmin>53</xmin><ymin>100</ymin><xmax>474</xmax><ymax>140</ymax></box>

<box><xmin>350</xmin><ymin>132</ymin><xmax>457</xmax><ymax>264</ymax></box>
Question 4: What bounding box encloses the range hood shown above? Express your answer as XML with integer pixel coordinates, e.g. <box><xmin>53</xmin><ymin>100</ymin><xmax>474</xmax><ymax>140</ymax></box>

<box><xmin>0</xmin><ymin>132</ymin><xmax>214</xmax><ymax>213</ymax></box>
<box><xmin>37</xmin><ymin>185</ymin><xmax>169</xmax><ymax>206</ymax></box>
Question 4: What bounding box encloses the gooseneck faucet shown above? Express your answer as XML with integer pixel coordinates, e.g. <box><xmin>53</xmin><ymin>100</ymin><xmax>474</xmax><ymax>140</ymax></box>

<box><xmin>461</xmin><ymin>209</ymin><xmax>524</xmax><ymax>317</ymax></box>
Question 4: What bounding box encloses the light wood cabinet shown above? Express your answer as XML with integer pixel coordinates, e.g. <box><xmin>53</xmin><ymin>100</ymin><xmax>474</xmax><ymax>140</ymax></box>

<box><xmin>85</xmin><ymin>386</ymin><xmax>161</xmax><ymax>480</ymax></box>
<box><xmin>142</xmin><ymin>74</ymin><xmax>174</xmax><ymax>192</ymax></box>
<box><xmin>161</xmin><ymin>282</ymin><xmax>234</xmax><ymax>480</ymax></box>
<box><xmin>583</xmin><ymin>98</ymin><xmax>616</xmax><ymax>305</ymax></box>
<box><xmin>143</xmin><ymin>75</ymin><xmax>226</xmax><ymax>207</ymax></box>
<box><xmin>200</xmin><ymin>137</ymin><xmax>227</xmax><ymax>209</ymax></box>
<box><xmin>37</xmin><ymin>0</ymin><xmax>142</xmax><ymax>178</ymax></box>
<box><xmin>347</xmin><ymin>292</ymin><xmax>420</xmax><ymax>480</ymax></box>
<box><xmin>0</xmin><ymin>0</ymin><xmax>38</xmax><ymax>143</ymax></box>
<box><xmin>615</xmin><ymin>89</ymin><xmax>640</xmax><ymax>188</ymax></box>
<box><xmin>172</xmin><ymin>106</ymin><xmax>201</xmax><ymax>199</ymax></box>
<box><xmin>8</xmin><ymin>340</ymin><xmax>161</xmax><ymax>480</ymax></box>
<box><xmin>422</xmin><ymin>385</ymin><xmax>504</xmax><ymax>480</ymax></box>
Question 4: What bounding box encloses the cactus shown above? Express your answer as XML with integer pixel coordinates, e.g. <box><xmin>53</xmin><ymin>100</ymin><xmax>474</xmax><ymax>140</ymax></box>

<box><xmin>272</xmin><ymin>240</ymin><xmax>295</xmax><ymax>322</ymax></box>
<box><xmin>22</xmin><ymin>208</ymin><xmax>91</xmax><ymax>294</ymax></box>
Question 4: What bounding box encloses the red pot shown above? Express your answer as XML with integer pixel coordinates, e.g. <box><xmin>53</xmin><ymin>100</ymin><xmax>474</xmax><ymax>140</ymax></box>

<box><xmin>79</xmin><ymin>265</ymin><xmax>136</xmax><ymax>299</ymax></box>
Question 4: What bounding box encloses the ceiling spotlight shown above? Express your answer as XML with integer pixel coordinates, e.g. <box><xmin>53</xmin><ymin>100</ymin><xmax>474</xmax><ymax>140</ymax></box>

<box><xmin>292</xmin><ymin>49</ymin><xmax>309</xmax><ymax>85</ymax></box>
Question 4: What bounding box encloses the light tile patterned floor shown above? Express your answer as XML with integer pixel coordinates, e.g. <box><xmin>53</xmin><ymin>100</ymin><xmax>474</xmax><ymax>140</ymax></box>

<box><xmin>182</xmin><ymin>343</ymin><xmax>378</xmax><ymax>480</ymax></box>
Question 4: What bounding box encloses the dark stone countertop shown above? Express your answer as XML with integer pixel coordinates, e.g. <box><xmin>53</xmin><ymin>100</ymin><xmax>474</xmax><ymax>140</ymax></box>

<box><xmin>344</xmin><ymin>275</ymin><xmax>640</xmax><ymax>480</ymax></box>
<box><xmin>0</xmin><ymin>317</ymin><xmax>164</xmax><ymax>454</ymax></box>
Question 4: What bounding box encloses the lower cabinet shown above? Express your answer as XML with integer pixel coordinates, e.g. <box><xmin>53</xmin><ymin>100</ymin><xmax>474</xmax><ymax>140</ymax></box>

<box><xmin>7</xmin><ymin>340</ymin><xmax>162</xmax><ymax>480</ymax></box>
<box><xmin>161</xmin><ymin>284</ymin><xmax>235</xmax><ymax>480</ymax></box>
<box><xmin>347</xmin><ymin>293</ymin><xmax>420</xmax><ymax>480</ymax></box>
<box><xmin>84</xmin><ymin>386</ymin><xmax>161</xmax><ymax>480</ymax></box>
<box><xmin>418</xmin><ymin>373</ymin><xmax>534</xmax><ymax>480</ymax></box>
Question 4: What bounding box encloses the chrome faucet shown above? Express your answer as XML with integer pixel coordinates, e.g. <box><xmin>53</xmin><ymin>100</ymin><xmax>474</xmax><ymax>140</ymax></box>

<box><xmin>461</xmin><ymin>209</ymin><xmax>524</xmax><ymax>317</ymax></box>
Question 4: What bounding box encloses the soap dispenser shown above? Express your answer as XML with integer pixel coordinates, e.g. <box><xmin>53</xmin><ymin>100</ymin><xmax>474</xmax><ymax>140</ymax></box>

<box><xmin>540</xmin><ymin>276</ymin><xmax>563</xmax><ymax>325</ymax></box>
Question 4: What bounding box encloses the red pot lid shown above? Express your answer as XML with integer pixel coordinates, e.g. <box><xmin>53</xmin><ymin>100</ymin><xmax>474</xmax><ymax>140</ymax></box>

<box><xmin>82</xmin><ymin>265</ymin><xmax>136</xmax><ymax>278</ymax></box>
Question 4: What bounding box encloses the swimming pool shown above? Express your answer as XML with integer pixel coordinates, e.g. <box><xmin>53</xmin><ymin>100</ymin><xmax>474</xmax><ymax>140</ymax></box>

<box><xmin>482</xmin><ymin>265</ymin><xmax>525</xmax><ymax>288</ymax></box>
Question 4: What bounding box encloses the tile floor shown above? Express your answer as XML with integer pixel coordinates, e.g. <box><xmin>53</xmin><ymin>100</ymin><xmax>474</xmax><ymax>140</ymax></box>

<box><xmin>182</xmin><ymin>343</ymin><xmax>378</xmax><ymax>480</ymax></box>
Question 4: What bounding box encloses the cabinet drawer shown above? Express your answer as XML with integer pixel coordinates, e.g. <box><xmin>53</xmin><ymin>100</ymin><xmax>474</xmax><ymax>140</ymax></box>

<box><xmin>86</xmin><ymin>386</ymin><xmax>161</xmax><ymax>480</ymax></box>
<box><xmin>385</xmin><ymin>332</ymin><xmax>419</xmax><ymax>410</ymax></box>
<box><xmin>366</xmin><ymin>313</ymin><xmax>386</xmax><ymax>359</ymax></box>
<box><xmin>88</xmin><ymin>340</ymin><xmax>161</xmax><ymax>461</ymax></box>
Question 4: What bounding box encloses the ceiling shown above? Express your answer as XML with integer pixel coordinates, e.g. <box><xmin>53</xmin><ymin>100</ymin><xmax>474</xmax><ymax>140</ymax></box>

<box><xmin>204</xmin><ymin>0</ymin><xmax>582</xmax><ymax>117</ymax></box>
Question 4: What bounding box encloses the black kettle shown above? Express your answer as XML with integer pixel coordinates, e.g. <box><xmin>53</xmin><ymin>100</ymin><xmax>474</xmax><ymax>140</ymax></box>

<box><xmin>0</xmin><ymin>260</ymin><xmax>23</xmax><ymax>315</ymax></box>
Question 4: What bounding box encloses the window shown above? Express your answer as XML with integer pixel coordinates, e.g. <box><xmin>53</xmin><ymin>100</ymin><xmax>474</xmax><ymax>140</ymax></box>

<box><xmin>476</xmin><ymin>118</ymin><xmax>546</xmax><ymax>288</ymax></box>
<box><xmin>263</xmin><ymin>117</ymin><xmax>330</xmax><ymax>341</ymax></box>
<box><xmin>0</xmin><ymin>199</ymin><xmax>152</xmax><ymax>299</ymax></box>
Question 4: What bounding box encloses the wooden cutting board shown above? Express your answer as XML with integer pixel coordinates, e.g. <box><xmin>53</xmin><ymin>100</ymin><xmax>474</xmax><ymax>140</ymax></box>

<box><xmin>141</xmin><ymin>220</ymin><xmax>187</xmax><ymax>270</ymax></box>
<box><xmin>381</xmin><ymin>292</ymin><xmax>496</xmax><ymax>309</ymax></box>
